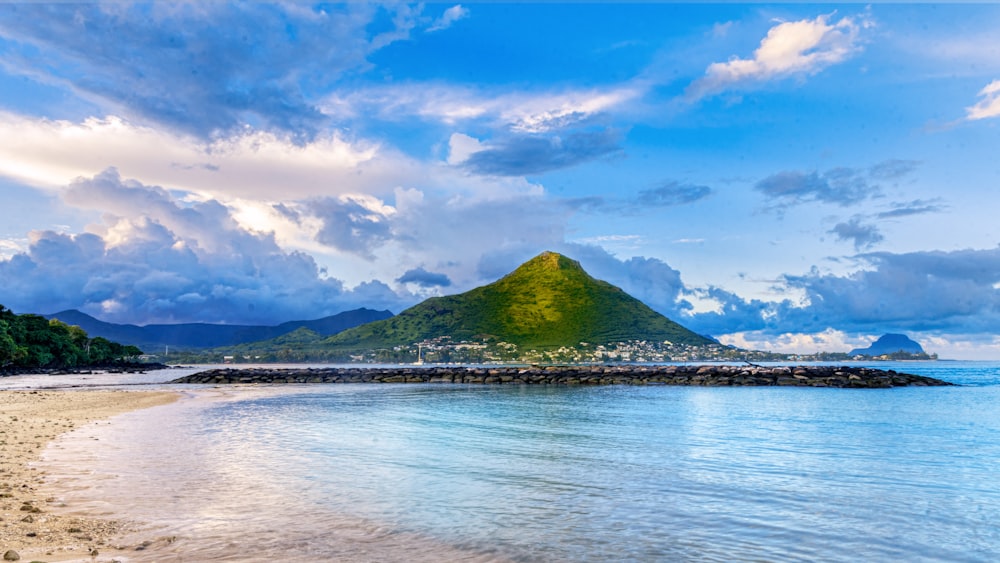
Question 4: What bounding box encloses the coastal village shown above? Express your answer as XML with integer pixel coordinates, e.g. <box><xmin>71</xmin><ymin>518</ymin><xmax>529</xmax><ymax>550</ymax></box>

<box><xmin>364</xmin><ymin>337</ymin><xmax>765</xmax><ymax>364</ymax></box>
<box><xmin>207</xmin><ymin>336</ymin><xmax>934</xmax><ymax>366</ymax></box>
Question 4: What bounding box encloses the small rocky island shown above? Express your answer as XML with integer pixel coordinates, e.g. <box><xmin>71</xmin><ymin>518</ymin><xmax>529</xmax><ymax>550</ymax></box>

<box><xmin>171</xmin><ymin>364</ymin><xmax>953</xmax><ymax>388</ymax></box>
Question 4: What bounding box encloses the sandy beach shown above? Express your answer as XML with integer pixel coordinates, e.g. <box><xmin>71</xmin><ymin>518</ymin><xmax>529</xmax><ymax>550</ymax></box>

<box><xmin>0</xmin><ymin>389</ymin><xmax>178</xmax><ymax>563</ymax></box>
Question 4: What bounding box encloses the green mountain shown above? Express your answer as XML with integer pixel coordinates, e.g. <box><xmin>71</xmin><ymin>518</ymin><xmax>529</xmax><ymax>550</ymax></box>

<box><xmin>323</xmin><ymin>251</ymin><xmax>713</xmax><ymax>352</ymax></box>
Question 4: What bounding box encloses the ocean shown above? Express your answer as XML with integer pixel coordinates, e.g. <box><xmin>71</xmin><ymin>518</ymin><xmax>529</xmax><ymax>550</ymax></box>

<box><xmin>32</xmin><ymin>362</ymin><xmax>1000</xmax><ymax>561</ymax></box>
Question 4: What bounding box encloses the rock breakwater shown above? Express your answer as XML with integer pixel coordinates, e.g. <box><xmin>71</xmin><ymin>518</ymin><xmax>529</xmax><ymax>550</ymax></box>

<box><xmin>171</xmin><ymin>365</ymin><xmax>953</xmax><ymax>388</ymax></box>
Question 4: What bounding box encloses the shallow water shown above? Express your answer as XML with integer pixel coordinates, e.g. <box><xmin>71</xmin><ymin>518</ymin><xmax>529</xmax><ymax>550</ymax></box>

<box><xmin>40</xmin><ymin>361</ymin><xmax>1000</xmax><ymax>562</ymax></box>
<box><xmin>0</xmin><ymin>363</ymin><xmax>359</xmax><ymax>390</ymax></box>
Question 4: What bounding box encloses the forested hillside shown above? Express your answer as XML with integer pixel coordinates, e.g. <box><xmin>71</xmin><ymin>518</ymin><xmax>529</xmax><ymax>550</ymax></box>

<box><xmin>0</xmin><ymin>305</ymin><xmax>142</xmax><ymax>368</ymax></box>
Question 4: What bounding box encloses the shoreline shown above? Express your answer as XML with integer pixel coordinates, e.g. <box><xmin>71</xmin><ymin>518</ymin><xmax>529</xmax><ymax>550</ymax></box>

<box><xmin>0</xmin><ymin>389</ymin><xmax>179</xmax><ymax>562</ymax></box>
<box><xmin>0</xmin><ymin>363</ymin><xmax>170</xmax><ymax>377</ymax></box>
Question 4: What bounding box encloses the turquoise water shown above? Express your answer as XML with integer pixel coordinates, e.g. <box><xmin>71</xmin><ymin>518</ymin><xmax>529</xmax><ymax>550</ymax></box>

<box><xmin>42</xmin><ymin>362</ymin><xmax>1000</xmax><ymax>561</ymax></box>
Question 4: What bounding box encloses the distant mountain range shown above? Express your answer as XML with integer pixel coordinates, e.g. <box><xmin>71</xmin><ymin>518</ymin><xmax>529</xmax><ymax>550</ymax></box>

<box><xmin>44</xmin><ymin>308</ymin><xmax>393</xmax><ymax>353</ymax></box>
<box><xmin>849</xmin><ymin>333</ymin><xmax>926</xmax><ymax>357</ymax></box>
<box><xmin>321</xmin><ymin>251</ymin><xmax>714</xmax><ymax>353</ymax></box>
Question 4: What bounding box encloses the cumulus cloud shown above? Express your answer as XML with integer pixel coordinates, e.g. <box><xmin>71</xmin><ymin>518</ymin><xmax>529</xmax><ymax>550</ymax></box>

<box><xmin>0</xmin><ymin>164</ymin><xmax>579</xmax><ymax>325</ymax></box>
<box><xmin>64</xmin><ymin>168</ymin><xmax>239</xmax><ymax>253</ymax></box>
<box><xmin>396</xmin><ymin>267</ymin><xmax>452</xmax><ymax>288</ymax></box>
<box><xmin>0</xmin><ymin>224</ymin><xmax>356</xmax><ymax>325</ymax></box>
<box><xmin>966</xmin><ymin>80</ymin><xmax>1000</xmax><ymax>121</ymax></box>
<box><xmin>460</xmin><ymin>130</ymin><xmax>622</xmax><ymax>176</ymax></box>
<box><xmin>624</xmin><ymin>245</ymin><xmax>1000</xmax><ymax>343</ymax></box>
<box><xmin>427</xmin><ymin>5</ymin><xmax>468</xmax><ymax>33</ymax></box>
<box><xmin>720</xmin><ymin>330</ymin><xmax>1000</xmax><ymax>360</ymax></box>
<box><xmin>687</xmin><ymin>13</ymin><xmax>869</xmax><ymax>100</ymax></box>
<box><xmin>447</xmin><ymin>133</ymin><xmax>485</xmax><ymax>165</ymax></box>
<box><xmin>0</xmin><ymin>3</ymin><xmax>428</xmax><ymax>139</ymax></box>
<box><xmin>829</xmin><ymin>216</ymin><xmax>884</xmax><ymax>250</ymax></box>
<box><xmin>0</xmin><ymin>169</ymin><xmax>421</xmax><ymax>324</ymax></box>
<box><xmin>780</xmin><ymin>247</ymin><xmax>1000</xmax><ymax>334</ymax></box>
<box><xmin>311</xmin><ymin>195</ymin><xmax>395</xmax><ymax>259</ymax></box>
<box><xmin>384</xmin><ymin>188</ymin><xmax>568</xmax><ymax>283</ymax></box>
<box><xmin>717</xmin><ymin>328</ymin><xmax>865</xmax><ymax>355</ymax></box>
<box><xmin>0</xmin><ymin>238</ymin><xmax>26</xmax><ymax>260</ymax></box>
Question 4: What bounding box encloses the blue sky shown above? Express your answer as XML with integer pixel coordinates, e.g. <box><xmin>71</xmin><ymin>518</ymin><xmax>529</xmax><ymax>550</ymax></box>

<box><xmin>1</xmin><ymin>3</ymin><xmax>999</xmax><ymax>358</ymax></box>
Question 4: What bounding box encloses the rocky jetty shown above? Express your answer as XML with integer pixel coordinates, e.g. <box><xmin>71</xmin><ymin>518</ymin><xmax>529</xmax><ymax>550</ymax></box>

<box><xmin>171</xmin><ymin>364</ymin><xmax>953</xmax><ymax>388</ymax></box>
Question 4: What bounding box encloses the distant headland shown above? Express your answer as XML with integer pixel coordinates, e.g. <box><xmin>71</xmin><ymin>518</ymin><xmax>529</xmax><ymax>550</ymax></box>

<box><xmin>848</xmin><ymin>333</ymin><xmax>935</xmax><ymax>360</ymax></box>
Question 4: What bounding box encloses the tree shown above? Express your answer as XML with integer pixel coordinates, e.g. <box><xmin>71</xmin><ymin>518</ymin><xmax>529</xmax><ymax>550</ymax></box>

<box><xmin>46</xmin><ymin>319</ymin><xmax>88</xmax><ymax>366</ymax></box>
<box><xmin>0</xmin><ymin>305</ymin><xmax>144</xmax><ymax>369</ymax></box>
<box><xmin>121</xmin><ymin>345</ymin><xmax>143</xmax><ymax>362</ymax></box>
<box><xmin>87</xmin><ymin>337</ymin><xmax>115</xmax><ymax>364</ymax></box>
<box><xmin>0</xmin><ymin>319</ymin><xmax>20</xmax><ymax>367</ymax></box>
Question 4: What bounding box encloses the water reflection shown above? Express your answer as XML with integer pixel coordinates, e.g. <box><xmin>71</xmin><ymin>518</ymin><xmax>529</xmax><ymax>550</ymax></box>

<box><xmin>35</xmin><ymin>364</ymin><xmax>1000</xmax><ymax>561</ymax></box>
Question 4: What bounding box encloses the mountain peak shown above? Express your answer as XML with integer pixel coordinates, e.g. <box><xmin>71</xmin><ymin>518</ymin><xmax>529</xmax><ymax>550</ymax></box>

<box><xmin>849</xmin><ymin>333</ymin><xmax>926</xmax><ymax>356</ymax></box>
<box><xmin>325</xmin><ymin>252</ymin><xmax>713</xmax><ymax>351</ymax></box>
<box><xmin>517</xmin><ymin>251</ymin><xmax>584</xmax><ymax>273</ymax></box>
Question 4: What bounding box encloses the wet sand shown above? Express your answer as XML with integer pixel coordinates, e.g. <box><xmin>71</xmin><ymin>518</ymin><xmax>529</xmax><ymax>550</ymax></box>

<box><xmin>0</xmin><ymin>389</ymin><xmax>178</xmax><ymax>562</ymax></box>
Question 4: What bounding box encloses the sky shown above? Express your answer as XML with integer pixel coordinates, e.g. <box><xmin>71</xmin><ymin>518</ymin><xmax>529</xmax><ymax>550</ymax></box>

<box><xmin>1</xmin><ymin>3</ymin><xmax>999</xmax><ymax>359</ymax></box>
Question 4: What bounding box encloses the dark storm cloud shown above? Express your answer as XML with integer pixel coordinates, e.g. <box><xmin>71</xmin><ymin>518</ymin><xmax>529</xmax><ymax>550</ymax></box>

<box><xmin>396</xmin><ymin>267</ymin><xmax>452</xmax><ymax>288</ymax></box>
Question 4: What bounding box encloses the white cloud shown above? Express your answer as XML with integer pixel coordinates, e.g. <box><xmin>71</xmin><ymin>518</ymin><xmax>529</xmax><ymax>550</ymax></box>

<box><xmin>0</xmin><ymin>169</ymin><xmax>427</xmax><ymax>324</ymax></box>
<box><xmin>322</xmin><ymin>84</ymin><xmax>639</xmax><ymax>133</ymax></box>
<box><xmin>447</xmin><ymin>133</ymin><xmax>485</xmax><ymax>165</ymax></box>
<box><xmin>427</xmin><ymin>5</ymin><xmax>469</xmax><ymax>33</ymax></box>
<box><xmin>921</xmin><ymin>335</ymin><xmax>1000</xmax><ymax>361</ymax></box>
<box><xmin>717</xmin><ymin>328</ymin><xmax>865</xmax><ymax>355</ymax></box>
<box><xmin>0</xmin><ymin>238</ymin><xmax>27</xmax><ymax>260</ymax></box>
<box><xmin>575</xmin><ymin>234</ymin><xmax>645</xmax><ymax>245</ymax></box>
<box><xmin>502</xmin><ymin>89</ymin><xmax>640</xmax><ymax>133</ymax></box>
<box><xmin>0</xmin><ymin>111</ymin><xmax>546</xmax><ymax>208</ymax></box>
<box><xmin>713</xmin><ymin>21</ymin><xmax>734</xmax><ymax>38</ymax></box>
<box><xmin>966</xmin><ymin>79</ymin><xmax>1000</xmax><ymax>121</ymax></box>
<box><xmin>721</xmin><ymin>331</ymin><xmax>1000</xmax><ymax>361</ymax></box>
<box><xmin>0</xmin><ymin>112</ymin><xmax>405</xmax><ymax>200</ymax></box>
<box><xmin>688</xmin><ymin>13</ymin><xmax>869</xmax><ymax>100</ymax></box>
